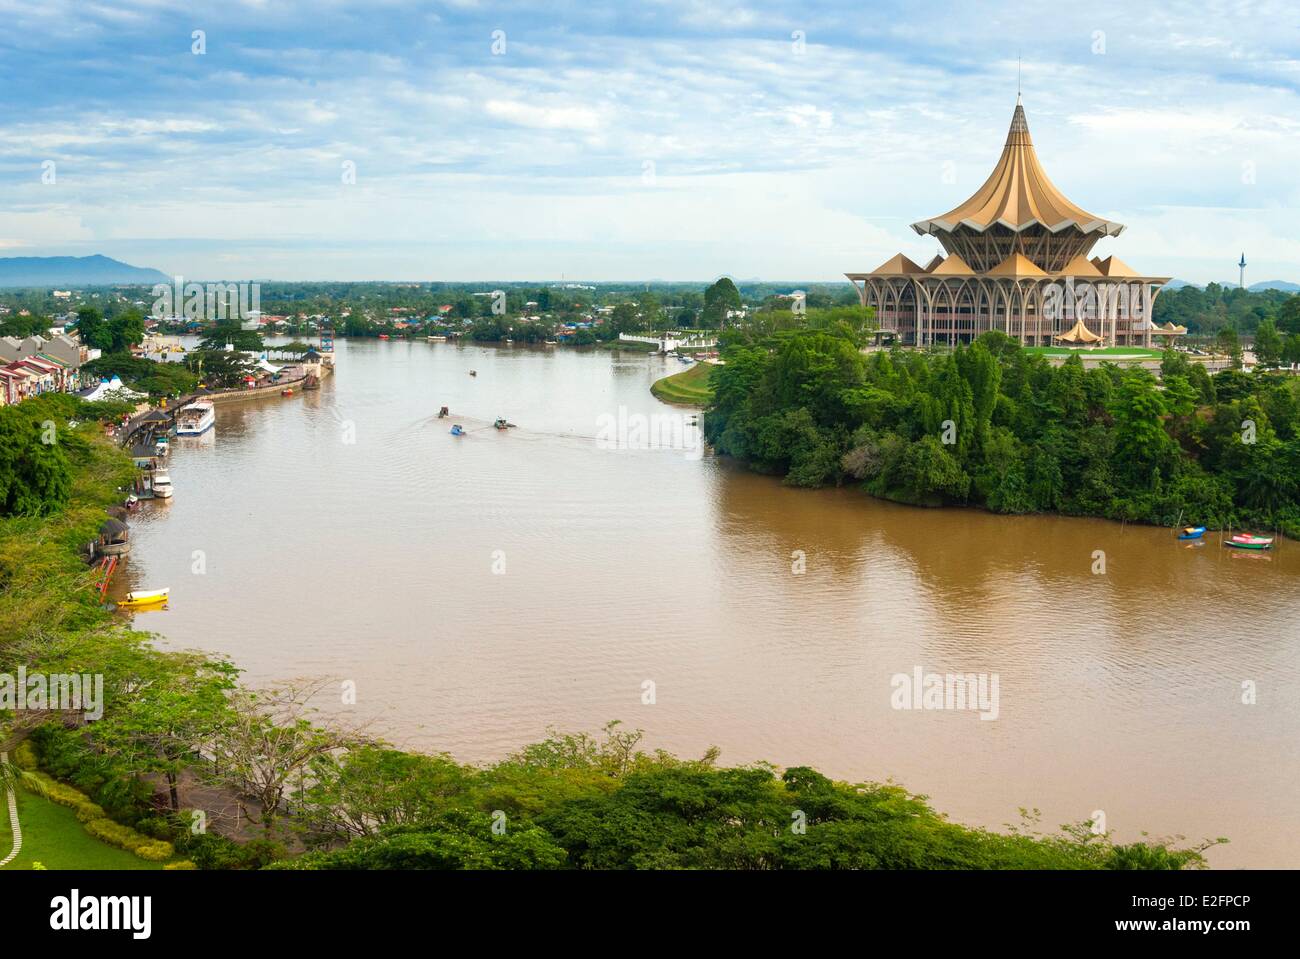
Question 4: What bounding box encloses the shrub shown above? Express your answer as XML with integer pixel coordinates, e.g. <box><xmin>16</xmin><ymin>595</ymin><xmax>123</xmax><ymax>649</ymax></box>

<box><xmin>12</xmin><ymin>740</ymin><xmax>38</xmax><ymax>770</ymax></box>
<box><xmin>83</xmin><ymin>818</ymin><xmax>175</xmax><ymax>861</ymax></box>
<box><xmin>21</xmin><ymin>770</ymin><xmax>106</xmax><ymax>823</ymax></box>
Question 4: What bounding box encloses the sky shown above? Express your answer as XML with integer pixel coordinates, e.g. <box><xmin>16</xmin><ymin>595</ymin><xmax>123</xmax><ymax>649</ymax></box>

<box><xmin>1</xmin><ymin>0</ymin><xmax>1298</xmax><ymax>284</ymax></box>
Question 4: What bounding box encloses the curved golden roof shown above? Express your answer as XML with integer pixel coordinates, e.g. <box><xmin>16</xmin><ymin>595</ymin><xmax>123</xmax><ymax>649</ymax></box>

<box><xmin>1055</xmin><ymin>318</ymin><xmax>1104</xmax><ymax>344</ymax></box>
<box><xmin>912</xmin><ymin>101</ymin><xmax>1124</xmax><ymax>238</ymax></box>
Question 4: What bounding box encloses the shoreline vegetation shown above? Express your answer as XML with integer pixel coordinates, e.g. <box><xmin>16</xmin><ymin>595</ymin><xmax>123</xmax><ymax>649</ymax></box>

<box><xmin>704</xmin><ymin>319</ymin><xmax>1300</xmax><ymax>540</ymax></box>
<box><xmin>0</xmin><ymin>397</ymin><xmax>1228</xmax><ymax>869</ymax></box>
<box><xmin>650</xmin><ymin>361</ymin><xmax>716</xmax><ymax>406</ymax></box>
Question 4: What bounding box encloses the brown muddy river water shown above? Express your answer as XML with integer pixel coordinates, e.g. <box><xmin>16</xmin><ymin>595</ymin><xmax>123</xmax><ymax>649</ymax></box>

<box><xmin>118</xmin><ymin>338</ymin><xmax>1300</xmax><ymax>867</ymax></box>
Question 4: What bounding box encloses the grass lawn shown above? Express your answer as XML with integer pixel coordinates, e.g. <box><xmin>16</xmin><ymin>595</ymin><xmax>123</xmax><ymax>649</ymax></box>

<box><xmin>0</xmin><ymin>787</ymin><xmax>164</xmax><ymax>871</ymax></box>
<box><xmin>598</xmin><ymin>339</ymin><xmax>658</xmax><ymax>352</ymax></box>
<box><xmin>651</xmin><ymin>361</ymin><xmax>715</xmax><ymax>405</ymax></box>
<box><xmin>1022</xmin><ymin>346</ymin><xmax>1164</xmax><ymax>357</ymax></box>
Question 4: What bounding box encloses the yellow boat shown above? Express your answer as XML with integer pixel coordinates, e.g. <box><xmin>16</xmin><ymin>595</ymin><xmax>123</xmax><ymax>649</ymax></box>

<box><xmin>117</xmin><ymin>587</ymin><xmax>170</xmax><ymax>609</ymax></box>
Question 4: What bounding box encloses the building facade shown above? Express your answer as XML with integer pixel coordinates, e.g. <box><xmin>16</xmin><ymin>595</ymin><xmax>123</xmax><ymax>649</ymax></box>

<box><xmin>848</xmin><ymin>100</ymin><xmax>1172</xmax><ymax>348</ymax></box>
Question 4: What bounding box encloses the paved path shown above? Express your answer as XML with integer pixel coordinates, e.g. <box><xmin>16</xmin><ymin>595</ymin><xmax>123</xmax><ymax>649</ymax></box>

<box><xmin>0</xmin><ymin>752</ymin><xmax>21</xmax><ymax>867</ymax></box>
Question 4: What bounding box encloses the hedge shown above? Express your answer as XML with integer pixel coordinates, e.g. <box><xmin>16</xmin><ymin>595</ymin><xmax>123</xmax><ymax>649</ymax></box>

<box><xmin>21</xmin><ymin>768</ymin><xmax>174</xmax><ymax>862</ymax></box>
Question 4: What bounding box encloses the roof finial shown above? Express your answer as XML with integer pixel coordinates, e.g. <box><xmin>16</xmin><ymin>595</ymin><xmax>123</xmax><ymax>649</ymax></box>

<box><xmin>1017</xmin><ymin>54</ymin><xmax>1022</xmax><ymax>103</ymax></box>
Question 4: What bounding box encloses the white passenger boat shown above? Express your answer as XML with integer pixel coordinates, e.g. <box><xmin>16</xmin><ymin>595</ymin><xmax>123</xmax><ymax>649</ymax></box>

<box><xmin>176</xmin><ymin>400</ymin><xmax>215</xmax><ymax>436</ymax></box>
<box><xmin>152</xmin><ymin>470</ymin><xmax>174</xmax><ymax>499</ymax></box>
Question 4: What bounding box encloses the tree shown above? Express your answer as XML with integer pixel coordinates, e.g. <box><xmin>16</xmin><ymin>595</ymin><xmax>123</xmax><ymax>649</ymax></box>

<box><xmin>198</xmin><ymin>324</ymin><xmax>263</xmax><ymax>352</ymax></box>
<box><xmin>702</xmin><ymin>277</ymin><xmax>742</xmax><ymax>328</ymax></box>
<box><xmin>608</xmin><ymin>303</ymin><xmax>643</xmax><ymax>335</ymax></box>
<box><xmin>1110</xmin><ymin>369</ymin><xmax>1175</xmax><ymax>484</ymax></box>
<box><xmin>212</xmin><ymin>681</ymin><xmax>365</xmax><ymax>838</ymax></box>
<box><xmin>73</xmin><ymin>306</ymin><xmax>111</xmax><ymax>351</ymax></box>
<box><xmin>1254</xmin><ymin>317</ymin><xmax>1283</xmax><ymax>368</ymax></box>
<box><xmin>107</xmin><ymin>310</ymin><xmax>146</xmax><ymax>353</ymax></box>
<box><xmin>0</xmin><ymin>402</ymin><xmax>73</xmax><ymax>517</ymax></box>
<box><xmin>1277</xmin><ymin>294</ymin><xmax>1300</xmax><ymax>334</ymax></box>
<box><xmin>1283</xmin><ymin>333</ymin><xmax>1300</xmax><ymax>368</ymax></box>
<box><xmin>183</xmin><ymin>350</ymin><xmax>256</xmax><ymax>388</ymax></box>
<box><xmin>90</xmin><ymin>654</ymin><xmax>236</xmax><ymax>810</ymax></box>
<box><xmin>1215</xmin><ymin>326</ymin><xmax>1242</xmax><ymax>368</ymax></box>
<box><xmin>297</xmin><ymin>747</ymin><xmax>471</xmax><ymax>843</ymax></box>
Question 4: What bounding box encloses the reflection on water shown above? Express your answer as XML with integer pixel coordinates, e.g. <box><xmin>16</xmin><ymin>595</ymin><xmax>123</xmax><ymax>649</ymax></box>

<box><xmin>118</xmin><ymin>338</ymin><xmax>1300</xmax><ymax>867</ymax></box>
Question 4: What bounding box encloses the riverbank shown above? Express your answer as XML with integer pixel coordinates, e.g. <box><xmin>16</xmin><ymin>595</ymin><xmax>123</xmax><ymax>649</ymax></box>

<box><xmin>706</xmin><ymin>332</ymin><xmax>1300</xmax><ymax>540</ymax></box>
<box><xmin>650</xmin><ymin>361</ymin><xmax>715</xmax><ymax>405</ymax></box>
<box><xmin>0</xmin><ymin>396</ymin><xmax>1229</xmax><ymax>870</ymax></box>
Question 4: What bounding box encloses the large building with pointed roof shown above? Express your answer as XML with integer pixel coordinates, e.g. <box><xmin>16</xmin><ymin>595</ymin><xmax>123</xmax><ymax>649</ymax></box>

<box><xmin>847</xmin><ymin>100</ymin><xmax>1170</xmax><ymax>348</ymax></box>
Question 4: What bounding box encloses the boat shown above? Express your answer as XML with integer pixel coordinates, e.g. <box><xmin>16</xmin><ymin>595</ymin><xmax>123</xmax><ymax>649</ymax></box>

<box><xmin>428</xmin><ymin>335</ymin><xmax>447</xmax><ymax>342</ymax></box>
<box><xmin>494</xmin><ymin>418</ymin><xmax>514</xmax><ymax>430</ymax></box>
<box><xmin>151</xmin><ymin>470</ymin><xmax>174</xmax><ymax>499</ymax></box>
<box><xmin>450</xmin><ymin>424</ymin><xmax>465</xmax><ymax>436</ymax></box>
<box><xmin>176</xmin><ymin>400</ymin><xmax>215</xmax><ymax>436</ymax></box>
<box><xmin>1225</xmin><ymin>533</ymin><xmax>1274</xmax><ymax>550</ymax></box>
<box><xmin>437</xmin><ymin>406</ymin><xmax>450</xmax><ymax>419</ymax></box>
<box><xmin>1177</xmin><ymin>526</ymin><xmax>1206</xmax><ymax>540</ymax></box>
<box><xmin>378</xmin><ymin>334</ymin><xmax>390</xmax><ymax>340</ymax></box>
<box><xmin>281</xmin><ymin>387</ymin><xmax>294</xmax><ymax>396</ymax></box>
<box><xmin>469</xmin><ymin>370</ymin><xmax>477</xmax><ymax>377</ymax></box>
<box><xmin>117</xmin><ymin>587</ymin><xmax>169</xmax><ymax>609</ymax></box>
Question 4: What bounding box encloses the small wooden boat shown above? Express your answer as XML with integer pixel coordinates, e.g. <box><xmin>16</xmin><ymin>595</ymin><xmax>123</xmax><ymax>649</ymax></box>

<box><xmin>437</xmin><ymin>406</ymin><xmax>450</xmax><ymax>418</ymax></box>
<box><xmin>1225</xmin><ymin>534</ymin><xmax>1274</xmax><ymax>550</ymax></box>
<box><xmin>450</xmin><ymin>424</ymin><xmax>465</xmax><ymax>436</ymax></box>
<box><xmin>468</xmin><ymin>370</ymin><xmax>477</xmax><ymax>377</ymax></box>
<box><xmin>493</xmin><ymin>418</ymin><xmax>513</xmax><ymax>430</ymax></box>
<box><xmin>1177</xmin><ymin>526</ymin><xmax>1206</xmax><ymax>540</ymax></box>
<box><xmin>117</xmin><ymin>587</ymin><xmax>169</xmax><ymax>609</ymax></box>
<box><xmin>378</xmin><ymin>334</ymin><xmax>390</xmax><ymax>340</ymax></box>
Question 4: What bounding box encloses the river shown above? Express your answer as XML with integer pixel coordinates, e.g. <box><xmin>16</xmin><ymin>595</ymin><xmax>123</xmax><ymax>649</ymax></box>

<box><xmin>117</xmin><ymin>338</ymin><xmax>1300</xmax><ymax>867</ymax></box>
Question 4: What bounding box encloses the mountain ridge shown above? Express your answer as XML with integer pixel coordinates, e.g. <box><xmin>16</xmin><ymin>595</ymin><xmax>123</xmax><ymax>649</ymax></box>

<box><xmin>0</xmin><ymin>254</ymin><xmax>170</xmax><ymax>288</ymax></box>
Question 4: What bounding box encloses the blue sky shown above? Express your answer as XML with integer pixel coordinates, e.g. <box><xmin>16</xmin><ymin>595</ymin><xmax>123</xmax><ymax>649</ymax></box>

<box><xmin>1</xmin><ymin>0</ymin><xmax>1298</xmax><ymax>283</ymax></box>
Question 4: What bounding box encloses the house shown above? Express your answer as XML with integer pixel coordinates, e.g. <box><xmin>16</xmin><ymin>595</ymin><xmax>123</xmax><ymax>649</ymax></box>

<box><xmin>0</xmin><ymin>333</ymin><xmax>86</xmax><ymax>369</ymax></box>
<box><xmin>0</xmin><ymin>362</ymin><xmax>40</xmax><ymax>402</ymax></box>
<box><xmin>0</xmin><ymin>367</ymin><xmax>24</xmax><ymax>405</ymax></box>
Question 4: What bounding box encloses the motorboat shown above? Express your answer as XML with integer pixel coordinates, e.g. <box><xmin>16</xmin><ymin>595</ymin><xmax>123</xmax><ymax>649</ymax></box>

<box><xmin>117</xmin><ymin>587</ymin><xmax>169</xmax><ymax>609</ymax></box>
<box><xmin>1224</xmin><ymin>533</ymin><xmax>1274</xmax><ymax>550</ymax></box>
<box><xmin>152</xmin><ymin>470</ymin><xmax>174</xmax><ymax>499</ymax></box>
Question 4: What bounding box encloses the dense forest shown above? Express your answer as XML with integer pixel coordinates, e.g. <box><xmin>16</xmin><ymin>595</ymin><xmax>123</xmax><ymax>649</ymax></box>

<box><xmin>706</xmin><ymin>322</ymin><xmax>1300</xmax><ymax>538</ymax></box>
<box><xmin>1153</xmin><ymin>283</ymin><xmax>1299</xmax><ymax>336</ymax></box>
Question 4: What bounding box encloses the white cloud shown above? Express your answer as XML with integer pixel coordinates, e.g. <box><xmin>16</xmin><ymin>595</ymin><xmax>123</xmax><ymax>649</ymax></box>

<box><xmin>484</xmin><ymin>99</ymin><xmax>601</xmax><ymax>131</ymax></box>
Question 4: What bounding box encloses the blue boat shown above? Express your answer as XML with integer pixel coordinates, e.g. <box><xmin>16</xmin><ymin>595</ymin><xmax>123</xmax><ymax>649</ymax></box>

<box><xmin>1177</xmin><ymin>526</ymin><xmax>1206</xmax><ymax>540</ymax></box>
<box><xmin>450</xmin><ymin>424</ymin><xmax>465</xmax><ymax>436</ymax></box>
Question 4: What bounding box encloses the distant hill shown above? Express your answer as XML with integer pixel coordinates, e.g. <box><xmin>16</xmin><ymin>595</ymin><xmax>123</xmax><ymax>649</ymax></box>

<box><xmin>0</xmin><ymin>255</ymin><xmax>170</xmax><ymax>288</ymax></box>
<box><xmin>1163</xmin><ymin>279</ymin><xmax>1297</xmax><ymax>293</ymax></box>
